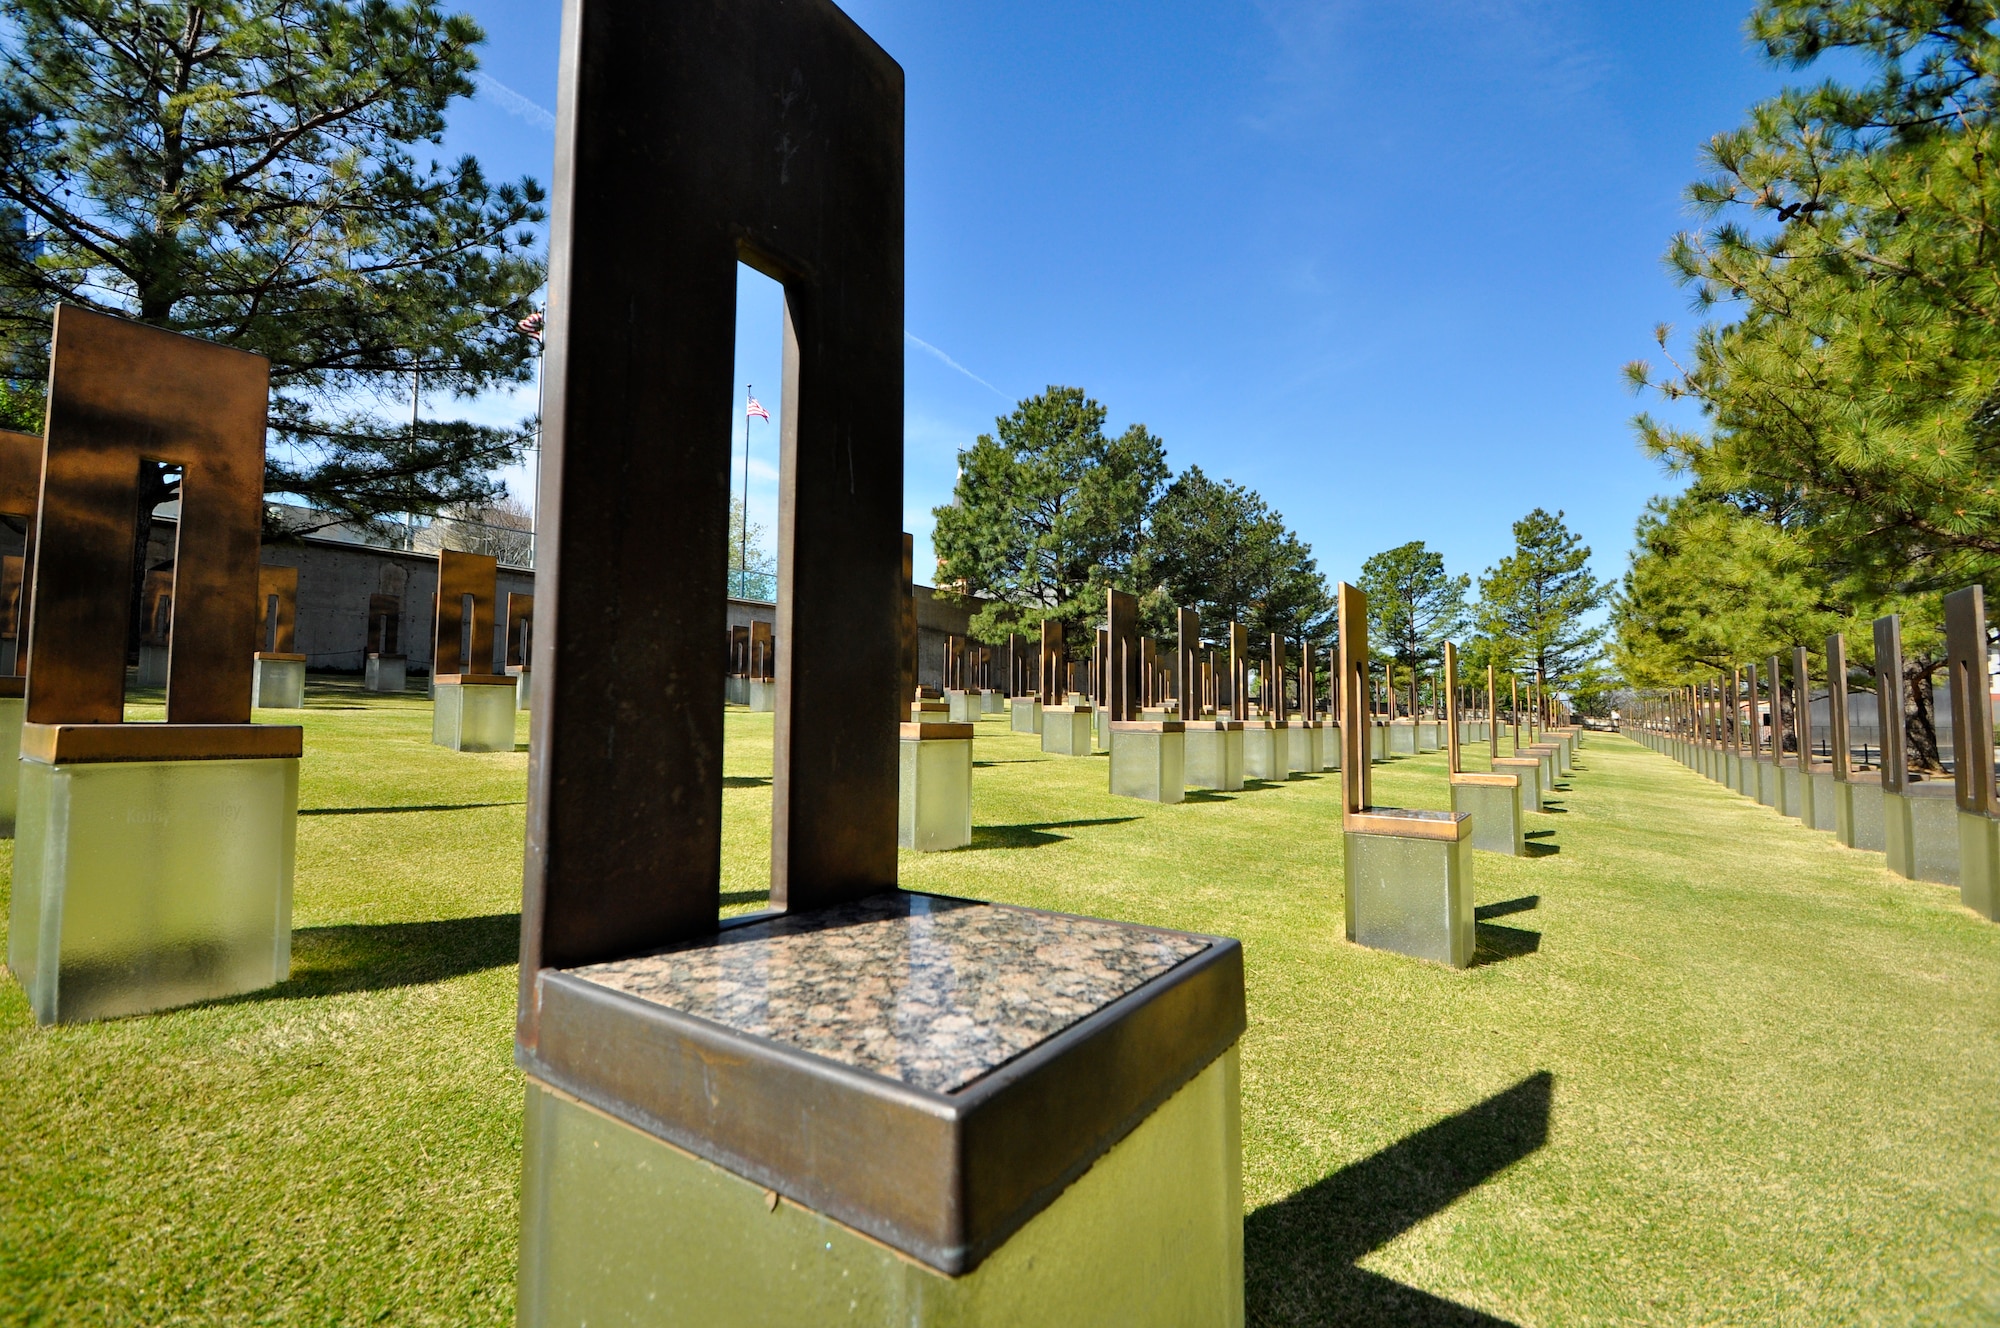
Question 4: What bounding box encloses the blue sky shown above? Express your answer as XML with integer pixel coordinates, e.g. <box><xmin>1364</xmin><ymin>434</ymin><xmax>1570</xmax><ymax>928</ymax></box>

<box><xmin>443</xmin><ymin>0</ymin><xmax>1801</xmax><ymax>598</ymax></box>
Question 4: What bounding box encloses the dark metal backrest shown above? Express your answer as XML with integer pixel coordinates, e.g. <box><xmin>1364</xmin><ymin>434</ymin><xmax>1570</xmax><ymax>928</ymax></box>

<box><xmin>1944</xmin><ymin>586</ymin><xmax>1994</xmax><ymax>816</ymax></box>
<box><xmin>0</xmin><ymin>429</ymin><xmax>44</xmax><ymax>674</ymax></box>
<box><xmin>520</xmin><ymin>0</ymin><xmax>904</xmax><ymax>1031</ymax></box>
<box><xmin>1443</xmin><ymin>641</ymin><xmax>1460</xmax><ymax>773</ymax></box>
<box><xmin>1227</xmin><ymin>622</ymin><xmax>1248</xmax><ymax>722</ymax></box>
<box><xmin>1106</xmin><ymin>589</ymin><xmax>1136</xmax><ymax>722</ymax></box>
<box><xmin>507</xmin><ymin>593</ymin><xmax>535</xmax><ymax>669</ymax></box>
<box><xmin>1791</xmin><ymin>645</ymin><xmax>1812</xmax><ymax>767</ymax></box>
<box><xmin>433</xmin><ymin>550</ymin><xmax>498</xmax><ymax>678</ymax></box>
<box><xmin>1337</xmin><ymin>583</ymin><xmax>1369</xmax><ymax>813</ymax></box>
<box><xmin>27</xmin><ymin>304</ymin><xmax>268</xmax><ymax>725</ymax></box>
<box><xmin>1874</xmin><ymin>615</ymin><xmax>1907</xmax><ymax>792</ymax></box>
<box><xmin>1176</xmin><ymin>607</ymin><xmax>1198</xmax><ymax>713</ymax></box>
<box><xmin>257</xmin><ymin>565</ymin><xmax>298</xmax><ymax>654</ymax></box>
<box><xmin>1039</xmin><ymin>618</ymin><xmax>1061</xmax><ymax>703</ymax></box>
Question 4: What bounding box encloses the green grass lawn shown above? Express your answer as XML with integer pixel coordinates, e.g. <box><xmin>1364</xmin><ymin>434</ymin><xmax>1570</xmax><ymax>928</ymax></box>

<box><xmin>1</xmin><ymin>686</ymin><xmax>1995</xmax><ymax>1325</ymax></box>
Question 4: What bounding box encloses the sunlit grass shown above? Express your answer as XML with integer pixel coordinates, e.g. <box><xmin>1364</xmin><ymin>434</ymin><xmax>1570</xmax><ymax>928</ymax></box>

<box><xmin>0</xmin><ymin>688</ymin><xmax>1994</xmax><ymax>1325</ymax></box>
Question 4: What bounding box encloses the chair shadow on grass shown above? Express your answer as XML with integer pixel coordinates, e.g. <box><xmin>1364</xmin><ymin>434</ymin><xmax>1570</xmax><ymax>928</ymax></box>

<box><xmin>970</xmin><ymin>816</ymin><xmax>1139</xmax><ymax>850</ymax></box>
<box><xmin>722</xmin><ymin>775</ymin><xmax>772</xmax><ymax>789</ymax></box>
<box><xmin>299</xmin><ymin>801</ymin><xmax>525</xmax><ymax>816</ymax></box>
<box><xmin>1473</xmin><ymin>895</ymin><xmax>1539</xmax><ymax>920</ymax></box>
<box><xmin>1472</xmin><ymin>923</ymin><xmax>1541</xmax><ymax>966</ymax></box>
<box><xmin>1245</xmin><ymin>1071</ymin><xmax>1553</xmax><ymax>1326</ymax></box>
<box><xmin>1183</xmin><ymin>789</ymin><xmax>1237</xmax><ymax>804</ymax></box>
<box><xmin>1521</xmin><ymin>830</ymin><xmax>1559</xmax><ymax>858</ymax></box>
<box><xmin>227</xmin><ymin>913</ymin><xmax>523</xmax><ymax>1002</ymax></box>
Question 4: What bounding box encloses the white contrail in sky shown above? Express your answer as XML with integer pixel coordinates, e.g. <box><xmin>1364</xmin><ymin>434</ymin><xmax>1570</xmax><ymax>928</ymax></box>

<box><xmin>905</xmin><ymin>331</ymin><xmax>1009</xmax><ymax>400</ymax></box>
<box><xmin>473</xmin><ymin>72</ymin><xmax>556</xmax><ymax>132</ymax></box>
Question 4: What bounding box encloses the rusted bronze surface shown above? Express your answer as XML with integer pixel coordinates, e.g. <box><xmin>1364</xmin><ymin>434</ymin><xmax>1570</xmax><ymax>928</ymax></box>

<box><xmin>22</xmin><ymin>720</ymin><xmax>302</xmax><ymax>763</ymax></box>
<box><xmin>1444</xmin><ymin>641</ymin><xmax>1461</xmax><ymax>773</ymax></box>
<box><xmin>434</xmin><ymin>673</ymin><xmax>518</xmax><ymax>686</ymax></box>
<box><xmin>1944</xmin><ymin>586</ymin><xmax>1995</xmax><ymax>816</ymax></box>
<box><xmin>1266</xmin><ymin>634</ymin><xmax>1286</xmax><ymax>722</ymax></box>
<box><xmin>366</xmin><ymin>593</ymin><xmax>402</xmax><ymax>657</ymax></box>
<box><xmin>1767</xmin><ymin>653</ymin><xmax>1786</xmax><ymax>763</ymax></box>
<box><xmin>1337</xmin><ymin>583</ymin><xmax>1370</xmax><ymax>813</ymax></box>
<box><xmin>1487</xmin><ymin>664</ymin><xmax>1498</xmax><ymax>760</ymax></box>
<box><xmin>0</xmin><ymin>428</ymin><xmax>40</xmax><ymax>670</ymax></box>
<box><xmin>1105</xmin><ymin>589</ymin><xmax>1136</xmax><ymax>722</ymax></box>
<box><xmin>506</xmin><ymin>592</ymin><xmax>535</xmax><ymax>669</ymax></box>
<box><xmin>1791</xmin><ymin>646</ymin><xmax>1812</xmax><ymax>768</ymax></box>
<box><xmin>1824</xmin><ymin>638</ymin><xmax>1849</xmax><ymax>779</ymax></box>
<box><xmin>1038</xmin><ymin>619</ymin><xmax>1062</xmax><ymax>704</ymax></box>
<box><xmin>434</xmin><ymin>550</ymin><xmax>500</xmax><ymax>680</ymax></box>
<box><xmin>1175</xmin><ymin>607</ymin><xmax>1199</xmax><ymax>713</ymax></box>
<box><xmin>898</xmin><ymin>721</ymin><xmax>973</xmax><ymax>741</ymax></box>
<box><xmin>1226</xmin><ymin>622</ymin><xmax>1248</xmax><ymax>722</ymax></box>
<box><xmin>26</xmin><ymin>305</ymin><xmax>269</xmax><ymax>726</ymax></box>
<box><xmin>751</xmin><ymin>619</ymin><xmax>773</xmax><ymax>681</ymax></box>
<box><xmin>255</xmin><ymin>564</ymin><xmax>298</xmax><ymax>656</ymax></box>
<box><xmin>1344</xmin><ymin>807</ymin><xmax>1471</xmax><ymax>841</ymax></box>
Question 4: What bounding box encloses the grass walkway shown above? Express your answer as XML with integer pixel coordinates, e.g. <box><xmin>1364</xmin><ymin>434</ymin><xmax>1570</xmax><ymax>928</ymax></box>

<box><xmin>0</xmin><ymin>688</ymin><xmax>1994</xmax><ymax>1325</ymax></box>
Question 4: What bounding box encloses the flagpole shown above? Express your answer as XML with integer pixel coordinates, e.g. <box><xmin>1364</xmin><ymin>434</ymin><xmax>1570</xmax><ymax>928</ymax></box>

<box><xmin>739</xmin><ymin>384</ymin><xmax>752</xmax><ymax>598</ymax></box>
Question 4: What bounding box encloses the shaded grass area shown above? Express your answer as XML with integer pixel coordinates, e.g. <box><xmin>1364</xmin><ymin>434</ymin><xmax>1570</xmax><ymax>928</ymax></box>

<box><xmin>0</xmin><ymin>694</ymin><xmax>1995</xmax><ymax>1325</ymax></box>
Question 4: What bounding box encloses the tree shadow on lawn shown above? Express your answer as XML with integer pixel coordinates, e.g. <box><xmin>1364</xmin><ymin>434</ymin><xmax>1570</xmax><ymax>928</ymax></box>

<box><xmin>1246</xmin><ymin>1071</ymin><xmax>1552</xmax><ymax>1326</ymax></box>
<box><xmin>970</xmin><ymin>817</ymin><xmax>1139</xmax><ymax>850</ymax></box>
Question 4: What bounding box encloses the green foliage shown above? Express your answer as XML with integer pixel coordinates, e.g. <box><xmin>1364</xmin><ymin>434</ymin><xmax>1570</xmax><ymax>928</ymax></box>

<box><xmin>1476</xmin><ymin>509</ymin><xmax>1609</xmax><ymax>690</ymax></box>
<box><xmin>0</xmin><ymin>0</ymin><xmax>547</xmax><ymax>526</ymax></box>
<box><xmin>0</xmin><ymin>376</ymin><xmax>41</xmax><ymax>433</ymax></box>
<box><xmin>1139</xmin><ymin>465</ymin><xmax>1333</xmax><ymax>647</ymax></box>
<box><xmin>1357</xmin><ymin>541</ymin><xmax>1466</xmax><ymax>679</ymax></box>
<box><xmin>932</xmin><ymin>387</ymin><xmax>1166</xmax><ymax>651</ymax></box>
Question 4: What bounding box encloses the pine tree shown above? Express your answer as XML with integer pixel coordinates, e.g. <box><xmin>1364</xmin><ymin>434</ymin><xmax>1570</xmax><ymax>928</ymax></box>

<box><xmin>1477</xmin><ymin>509</ymin><xmax>1609</xmax><ymax>692</ymax></box>
<box><xmin>0</xmin><ymin>0</ymin><xmax>546</xmax><ymax>528</ymax></box>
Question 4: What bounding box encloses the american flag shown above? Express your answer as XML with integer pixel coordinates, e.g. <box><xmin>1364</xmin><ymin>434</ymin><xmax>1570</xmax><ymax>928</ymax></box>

<box><xmin>745</xmin><ymin>395</ymin><xmax>770</xmax><ymax>421</ymax></box>
<box><xmin>516</xmin><ymin>311</ymin><xmax>544</xmax><ymax>341</ymax></box>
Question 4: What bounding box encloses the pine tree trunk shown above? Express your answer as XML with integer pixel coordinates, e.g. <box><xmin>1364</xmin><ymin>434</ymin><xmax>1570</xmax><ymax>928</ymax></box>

<box><xmin>1904</xmin><ymin>657</ymin><xmax>1944</xmax><ymax>774</ymax></box>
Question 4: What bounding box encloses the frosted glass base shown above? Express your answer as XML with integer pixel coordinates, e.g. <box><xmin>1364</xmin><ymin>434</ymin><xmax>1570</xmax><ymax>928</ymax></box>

<box><xmin>1808</xmin><ymin>771</ymin><xmax>1838</xmax><ymax>831</ymax></box>
<box><xmin>0</xmin><ymin>695</ymin><xmax>21</xmax><ymax>836</ymax></box>
<box><xmin>1243</xmin><ymin>724</ymin><xmax>1285</xmax><ymax>781</ymax></box>
<box><xmin>1388</xmin><ymin>723</ymin><xmax>1416</xmax><ymax>755</ymax></box>
<box><xmin>1010</xmin><ymin>699</ymin><xmax>1043</xmax><ymax>734</ymax></box>
<box><xmin>725</xmin><ymin>676</ymin><xmax>749</xmax><ymax>706</ymax></box>
<box><xmin>1343</xmin><ymin>829</ymin><xmax>1475</xmax><ymax>968</ymax></box>
<box><xmin>365</xmin><ymin>655</ymin><xmax>407</xmax><ymax>692</ymax></box>
<box><xmin>1416</xmin><ymin>722</ymin><xmax>1439</xmax><ymax>752</ymax></box>
<box><xmin>8</xmin><ymin>755</ymin><xmax>298</xmax><ymax>1024</ymax></box>
<box><xmin>947</xmin><ymin>690</ymin><xmax>977</xmax><ymax>723</ymax></box>
<box><xmin>1908</xmin><ymin>789</ymin><xmax>1961</xmax><ymax>885</ymax></box>
<box><xmin>1835</xmin><ymin>779</ymin><xmax>1884</xmax><ymax>851</ymax></box>
<box><xmin>1109</xmin><ymin>728</ymin><xmax>1185</xmax><ymax>804</ymax></box>
<box><xmin>518</xmin><ymin>1048</ymin><xmax>1242</xmax><ymax>1328</ymax></box>
<box><xmin>1755</xmin><ymin>760</ymin><xmax>1779</xmax><ymax>808</ymax></box>
<box><xmin>748</xmin><ymin>680</ymin><xmax>776</xmax><ymax>713</ymax></box>
<box><xmin>1492</xmin><ymin>758</ymin><xmax>1542</xmax><ymax>810</ymax></box>
<box><xmin>1041</xmin><ymin>706</ymin><xmax>1093</xmax><ymax>757</ymax></box>
<box><xmin>251</xmin><ymin>657</ymin><xmax>305</xmax><ymax>709</ymax></box>
<box><xmin>1370</xmin><ymin>725</ymin><xmax>1389</xmax><ymax>762</ymax></box>
<box><xmin>433</xmin><ymin>682</ymin><xmax>518</xmax><ymax>753</ymax></box>
<box><xmin>1779</xmin><ymin>765</ymin><xmax>1807</xmax><ymax>820</ymax></box>
<box><xmin>1452</xmin><ymin>778</ymin><xmax>1524</xmax><ymax>856</ymax></box>
<box><xmin>514</xmin><ymin>668</ymin><xmax>534</xmax><ymax>712</ymax></box>
<box><xmin>980</xmin><ymin>690</ymin><xmax>1003</xmax><ymax>715</ymax></box>
<box><xmin>1186</xmin><ymin>726</ymin><xmax>1244</xmax><ymax>791</ymax></box>
<box><xmin>1285</xmin><ymin>724</ymin><xmax>1323</xmax><ymax>776</ymax></box>
<box><xmin>899</xmin><ymin>734</ymin><xmax>973</xmax><ymax>851</ymax></box>
<box><xmin>1959</xmin><ymin>812</ymin><xmax>1999</xmax><ymax>920</ymax></box>
<box><xmin>1322</xmin><ymin>723</ymin><xmax>1340</xmax><ymax>772</ymax></box>
<box><xmin>136</xmin><ymin>644</ymin><xmax>169</xmax><ymax>689</ymax></box>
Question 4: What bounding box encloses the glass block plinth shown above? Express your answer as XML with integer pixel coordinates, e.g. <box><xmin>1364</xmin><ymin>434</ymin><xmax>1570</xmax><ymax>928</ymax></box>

<box><xmin>9</xmin><ymin>747</ymin><xmax>299</xmax><ymax>1024</ymax></box>
<box><xmin>1010</xmin><ymin>698</ymin><xmax>1043</xmax><ymax>734</ymax></box>
<box><xmin>747</xmin><ymin>679</ymin><xmax>776</xmax><ymax>713</ymax></box>
<box><xmin>725</xmin><ymin>675</ymin><xmax>750</xmax><ymax>706</ymax></box>
<box><xmin>1451</xmin><ymin>774</ymin><xmax>1523</xmax><ymax>856</ymax></box>
<box><xmin>1492</xmin><ymin>757</ymin><xmax>1542</xmax><ymax>810</ymax></box>
<box><xmin>1185</xmin><ymin>721</ymin><xmax>1244</xmax><ymax>791</ymax></box>
<box><xmin>899</xmin><ymin>723</ymin><xmax>973</xmax><ymax>851</ymax></box>
<box><xmin>946</xmin><ymin>689</ymin><xmax>976</xmax><ymax>722</ymax></box>
<box><xmin>1835</xmin><ymin>775</ymin><xmax>1884</xmax><ymax>851</ymax></box>
<box><xmin>1807</xmin><ymin>768</ymin><xmax>1838</xmax><ymax>831</ymax></box>
<box><xmin>1528</xmin><ymin>744</ymin><xmax>1560</xmax><ymax>794</ymax></box>
<box><xmin>1370</xmin><ymin>724</ymin><xmax>1389</xmax><ymax>762</ymax></box>
<box><xmin>1416</xmin><ymin>722</ymin><xmax>1439</xmax><ymax>752</ymax></box>
<box><xmin>981</xmin><ymin>689</ymin><xmax>1003</xmax><ymax>715</ymax></box>
<box><xmin>251</xmin><ymin>654</ymin><xmax>306</xmax><ymax>709</ymax></box>
<box><xmin>0</xmin><ymin>693</ymin><xmax>22</xmax><ymax>836</ymax></box>
<box><xmin>1343</xmin><ymin>809</ymin><xmax>1475</xmax><ymax>968</ymax></box>
<box><xmin>1285</xmin><ymin>722</ymin><xmax>1323</xmax><ymax>776</ymax></box>
<box><xmin>518</xmin><ymin>891</ymin><xmax>1246</xmax><ymax>1320</ymax></box>
<box><xmin>1885</xmin><ymin>786</ymin><xmax>1960</xmax><ymax>885</ymax></box>
<box><xmin>1754</xmin><ymin>759</ymin><xmax>1779</xmax><ymax>808</ymax></box>
<box><xmin>136</xmin><ymin>644</ymin><xmax>169</xmax><ymax>688</ymax></box>
<box><xmin>912</xmin><ymin>700</ymin><xmax>951</xmax><ymax>725</ymax></box>
<box><xmin>433</xmin><ymin>677</ymin><xmax>518</xmax><ymax>752</ymax></box>
<box><xmin>1779</xmin><ymin>763</ymin><xmax>1808</xmax><ymax>821</ymax></box>
<box><xmin>1322</xmin><ymin>723</ymin><xmax>1341</xmax><ymax>772</ymax></box>
<box><xmin>365</xmin><ymin>654</ymin><xmax>407</xmax><ymax>693</ymax></box>
<box><xmin>520</xmin><ymin>1047</ymin><xmax>1242</xmax><ymax>1328</ymax></box>
<box><xmin>1959</xmin><ymin>812</ymin><xmax>1999</xmax><ymax>920</ymax></box>
<box><xmin>1041</xmin><ymin>705</ymin><xmax>1094</xmax><ymax>756</ymax></box>
<box><xmin>1388</xmin><ymin>722</ymin><xmax>1417</xmax><ymax>755</ymax></box>
<box><xmin>512</xmin><ymin>667</ymin><xmax>534</xmax><ymax>712</ymax></box>
<box><xmin>1243</xmin><ymin>722</ymin><xmax>1285</xmax><ymax>782</ymax></box>
<box><xmin>1109</xmin><ymin>722</ymin><xmax>1185</xmax><ymax>804</ymax></box>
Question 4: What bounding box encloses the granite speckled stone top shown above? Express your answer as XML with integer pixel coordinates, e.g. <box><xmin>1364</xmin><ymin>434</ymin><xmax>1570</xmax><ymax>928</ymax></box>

<box><xmin>566</xmin><ymin>892</ymin><xmax>1209</xmax><ymax>1094</ymax></box>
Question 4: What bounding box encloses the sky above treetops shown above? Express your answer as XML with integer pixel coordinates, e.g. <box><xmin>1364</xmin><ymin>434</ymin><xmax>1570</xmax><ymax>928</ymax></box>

<box><xmin>446</xmin><ymin>0</ymin><xmax>1799</xmax><ymax>599</ymax></box>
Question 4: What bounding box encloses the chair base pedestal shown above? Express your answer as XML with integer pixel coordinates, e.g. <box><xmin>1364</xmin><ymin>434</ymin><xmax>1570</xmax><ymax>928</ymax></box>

<box><xmin>980</xmin><ymin>689</ymin><xmax>1003</xmax><ymax>715</ymax></box>
<box><xmin>0</xmin><ymin>695</ymin><xmax>22</xmax><ymax>836</ymax></box>
<box><xmin>433</xmin><ymin>680</ymin><xmax>518</xmax><ymax>752</ymax></box>
<box><xmin>1184</xmin><ymin>724</ymin><xmax>1244</xmax><ymax>791</ymax></box>
<box><xmin>1242</xmin><ymin>723</ymin><xmax>1285</xmax><ymax>782</ymax></box>
<box><xmin>1451</xmin><ymin>775</ymin><xmax>1524</xmax><ymax>856</ymax></box>
<box><xmin>365</xmin><ymin>654</ymin><xmax>407</xmax><ymax>693</ymax></box>
<box><xmin>251</xmin><ymin>655</ymin><xmax>306</xmax><ymax>709</ymax></box>
<box><xmin>1284</xmin><ymin>722</ymin><xmax>1323</xmax><ymax>776</ymax></box>
<box><xmin>517</xmin><ymin>1049</ymin><xmax>1244</xmax><ymax>1328</ymax></box>
<box><xmin>1834</xmin><ymin>778</ymin><xmax>1885</xmax><ymax>851</ymax></box>
<box><xmin>899</xmin><ymin>724</ymin><xmax>973</xmax><ymax>851</ymax></box>
<box><xmin>1492</xmin><ymin>757</ymin><xmax>1543</xmax><ymax>811</ymax></box>
<box><xmin>1343</xmin><ymin>817</ymin><xmax>1475</xmax><ymax>968</ymax></box>
<box><xmin>1959</xmin><ymin>812</ymin><xmax>2000</xmax><ymax>920</ymax></box>
<box><xmin>1010</xmin><ymin>698</ymin><xmax>1043</xmax><ymax>734</ymax></box>
<box><xmin>1884</xmin><ymin>788</ymin><xmax>1962</xmax><ymax>885</ymax></box>
<box><xmin>1040</xmin><ymin>706</ymin><xmax>1094</xmax><ymax>756</ymax></box>
<box><xmin>8</xmin><ymin>753</ymin><xmax>298</xmax><ymax>1024</ymax></box>
<box><xmin>1109</xmin><ymin>724</ymin><xmax>1185</xmax><ymax>804</ymax></box>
